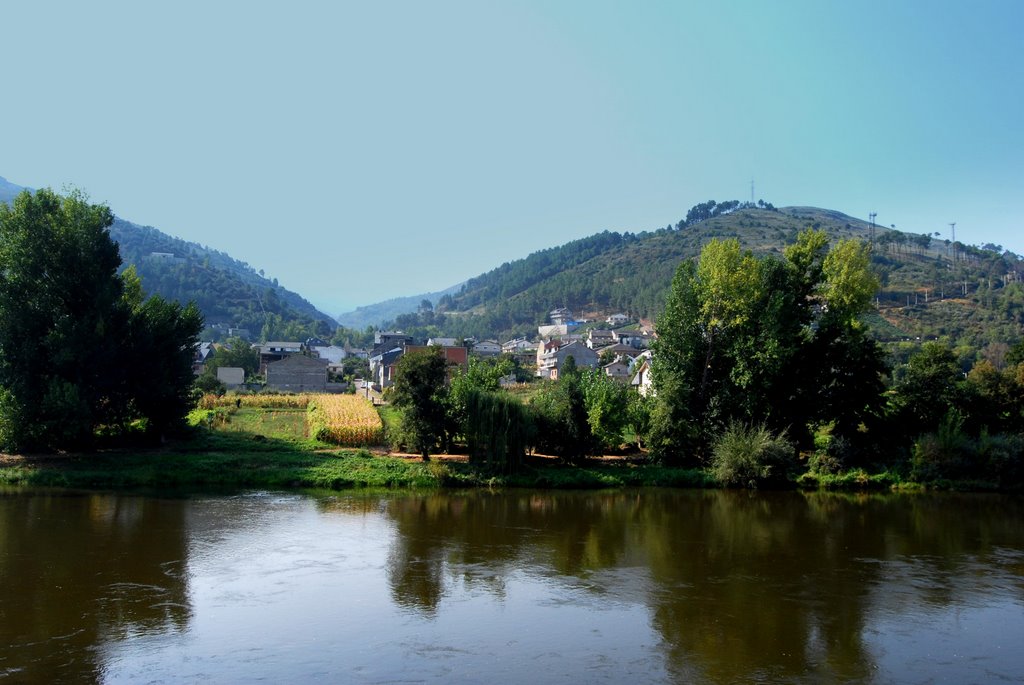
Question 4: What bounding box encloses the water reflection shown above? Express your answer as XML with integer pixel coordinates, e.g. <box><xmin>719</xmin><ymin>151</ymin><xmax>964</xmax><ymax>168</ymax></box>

<box><xmin>379</xmin><ymin>490</ymin><xmax>1024</xmax><ymax>683</ymax></box>
<box><xmin>0</xmin><ymin>489</ymin><xmax>190</xmax><ymax>682</ymax></box>
<box><xmin>1</xmin><ymin>488</ymin><xmax>1021</xmax><ymax>683</ymax></box>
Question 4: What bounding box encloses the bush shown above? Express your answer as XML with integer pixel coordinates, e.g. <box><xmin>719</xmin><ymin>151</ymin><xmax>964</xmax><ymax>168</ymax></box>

<box><xmin>910</xmin><ymin>411</ymin><xmax>972</xmax><ymax>481</ymax></box>
<box><xmin>808</xmin><ymin>433</ymin><xmax>850</xmax><ymax>475</ymax></box>
<box><xmin>977</xmin><ymin>431</ymin><xmax>1024</xmax><ymax>487</ymax></box>
<box><xmin>710</xmin><ymin>422</ymin><xmax>794</xmax><ymax>488</ymax></box>
<box><xmin>195</xmin><ymin>374</ymin><xmax>226</xmax><ymax>396</ymax></box>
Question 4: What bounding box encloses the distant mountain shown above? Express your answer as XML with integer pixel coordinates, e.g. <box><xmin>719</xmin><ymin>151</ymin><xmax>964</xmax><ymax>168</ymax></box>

<box><xmin>1</xmin><ymin>176</ymin><xmax>336</xmax><ymax>339</ymax></box>
<box><xmin>381</xmin><ymin>202</ymin><xmax>1023</xmax><ymax>351</ymax></box>
<box><xmin>108</xmin><ymin>218</ymin><xmax>337</xmax><ymax>337</ymax></box>
<box><xmin>336</xmin><ymin>284</ymin><xmax>464</xmax><ymax>330</ymax></box>
<box><xmin>0</xmin><ymin>176</ymin><xmax>28</xmax><ymax>203</ymax></box>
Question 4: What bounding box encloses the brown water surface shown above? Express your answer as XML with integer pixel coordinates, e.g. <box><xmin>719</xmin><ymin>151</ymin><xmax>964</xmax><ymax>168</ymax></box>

<box><xmin>2</xmin><ymin>488</ymin><xmax>1022</xmax><ymax>683</ymax></box>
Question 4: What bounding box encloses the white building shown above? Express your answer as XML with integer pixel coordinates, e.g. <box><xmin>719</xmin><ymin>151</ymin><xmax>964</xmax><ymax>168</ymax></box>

<box><xmin>606</xmin><ymin>313</ymin><xmax>630</xmax><ymax>326</ymax></box>
<box><xmin>472</xmin><ymin>340</ymin><xmax>502</xmax><ymax>356</ymax></box>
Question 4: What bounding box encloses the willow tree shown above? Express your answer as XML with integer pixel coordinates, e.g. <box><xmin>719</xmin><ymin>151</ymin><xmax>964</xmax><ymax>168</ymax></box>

<box><xmin>463</xmin><ymin>389</ymin><xmax>532</xmax><ymax>474</ymax></box>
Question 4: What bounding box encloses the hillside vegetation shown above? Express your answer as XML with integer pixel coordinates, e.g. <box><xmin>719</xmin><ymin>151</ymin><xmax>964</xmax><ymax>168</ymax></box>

<box><xmin>381</xmin><ymin>202</ymin><xmax>1023</xmax><ymax>351</ymax></box>
<box><xmin>2</xmin><ymin>176</ymin><xmax>336</xmax><ymax>341</ymax></box>
<box><xmin>109</xmin><ymin>218</ymin><xmax>337</xmax><ymax>340</ymax></box>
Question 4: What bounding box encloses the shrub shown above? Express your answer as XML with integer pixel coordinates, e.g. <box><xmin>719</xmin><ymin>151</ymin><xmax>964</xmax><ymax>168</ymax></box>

<box><xmin>976</xmin><ymin>431</ymin><xmax>1024</xmax><ymax>487</ymax></box>
<box><xmin>808</xmin><ymin>433</ymin><xmax>849</xmax><ymax>475</ymax></box>
<box><xmin>910</xmin><ymin>411</ymin><xmax>972</xmax><ymax>481</ymax></box>
<box><xmin>711</xmin><ymin>422</ymin><xmax>794</xmax><ymax>488</ymax></box>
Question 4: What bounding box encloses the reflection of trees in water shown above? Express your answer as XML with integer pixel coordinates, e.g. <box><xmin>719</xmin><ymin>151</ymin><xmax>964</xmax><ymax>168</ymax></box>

<box><xmin>383</xmin><ymin>491</ymin><xmax>641</xmax><ymax>614</ymax></box>
<box><xmin>0</xmin><ymin>491</ymin><xmax>191</xmax><ymax>682</ymax></box>
<box><xmin>641</xmin><ymin>491</ymin><xmax>877</xmax><ymax>682</ymax></box>
<box><xmin>381</xmin><ymin>489</ymin><xmax>1024</xmax><ymax>682</ymax></box>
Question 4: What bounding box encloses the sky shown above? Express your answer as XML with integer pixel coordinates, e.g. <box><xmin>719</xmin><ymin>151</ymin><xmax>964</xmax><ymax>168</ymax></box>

<box><xmin>2</xmin><ymin>0</ymin><xmax>1022</xmax><ymax>315</ymax></box>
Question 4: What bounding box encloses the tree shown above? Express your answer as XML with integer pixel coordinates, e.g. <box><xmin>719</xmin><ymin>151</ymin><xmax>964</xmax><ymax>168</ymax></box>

<box><xmin>821</xmin><ymin>239</ymin><xmax>878</xmax><ymax>322</ymax></box>
<box><xmin>0</xmin><ymin>189</ymin><xmax>202</xmax><ymax>450</ymax></box>
<box><xmin>446</xmin><ymin>355</ymin><xmax>517</xmax><ymax>445</ymax></box>
<box><xmin>204</xmin><ymin>336</ymin><xmax>259</xmax><ymax>378</ymax></box>
<box><xmin>123</xmin><ymin>294</ymin><xmax>204</xmax><ymax>436</ymax></box>
<box><xmin>579</xmin><ymin>368</ymin><xmax>630</xmax><ymax>451</ymax></box>
<box><xmin>529</xmin><ymin>357</ymin><xmax>593</xmax><ymax>463</ymax></box>
<box><xmin>651</xmin><ymin>231</ymin><xmax>886</xmax><ymax>462</ymax></box>
<box><xmin>1007</xmin><ymin>339</ymin><xmax>1024</xmax><ymax>367</ymax></box>
<box><xmin>889</xmin><ymin>343</ymin><xmax>965</xmax><ymax>436</ymax></box>
<box><xmin>390</xmin><ymin>348</ymin><xmax>449</xmax><ymax>460</ymax></box>
<box><xmin>463</xmin><ymin>388</ymin><xmax>533</xmax><ymax>474</ymax></box>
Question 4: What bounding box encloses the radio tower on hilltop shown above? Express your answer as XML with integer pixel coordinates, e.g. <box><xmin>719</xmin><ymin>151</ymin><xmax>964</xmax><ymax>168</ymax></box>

<box><xmin>949</xmin><ymin>222</ymin><xmax>957</xmax><ymax>262</ymax></box>
<box><xmin>869</xmin><ymin>212</ymin><xmax>877</xmax><ymax>251</ymax></box>
<box><xmin>750</xmin><ymin>179</ymin><xmax>755</xmax><ymax>204</ymax></box>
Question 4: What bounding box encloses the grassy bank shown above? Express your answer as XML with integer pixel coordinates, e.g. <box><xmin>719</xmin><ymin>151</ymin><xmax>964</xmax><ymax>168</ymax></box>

<box><xmin>0</xmin><ymin>438</ymin><xmax>713</xmax><ymax>492</ymax></box>
<box><xmin>2</xmin><ymin>445</ymin><xmax>1005</xmax><ymax>492</ymax></box>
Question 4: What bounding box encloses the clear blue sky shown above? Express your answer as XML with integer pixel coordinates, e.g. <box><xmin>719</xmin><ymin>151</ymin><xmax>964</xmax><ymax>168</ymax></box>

<box><xmin>3</xmin><ymin>0</ymin><xmax>1021</xmax><ymax>315</ymax></box>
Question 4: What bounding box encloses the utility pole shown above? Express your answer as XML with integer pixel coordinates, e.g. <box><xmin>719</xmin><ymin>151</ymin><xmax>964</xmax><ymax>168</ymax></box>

<box><xmin>949</xmin><ymin>222</ymin><xmax>957</xmax><ymax>262</ymax></box>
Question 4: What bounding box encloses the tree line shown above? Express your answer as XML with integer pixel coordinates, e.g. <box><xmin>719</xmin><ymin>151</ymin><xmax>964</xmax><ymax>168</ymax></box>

<box><xmin>387</xmin><ymin>229</ymin><xmax>1024</xmax><ymax>488</ymax></box>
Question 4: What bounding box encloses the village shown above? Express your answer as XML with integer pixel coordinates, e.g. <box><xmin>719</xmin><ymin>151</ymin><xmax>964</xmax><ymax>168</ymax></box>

<box><xmin>194</xmin><ymin>307</ymin><xmax>657</xmax><ymax>398</ymax></box>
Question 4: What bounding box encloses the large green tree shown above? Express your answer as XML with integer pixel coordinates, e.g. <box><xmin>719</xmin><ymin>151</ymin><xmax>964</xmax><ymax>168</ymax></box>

<box><xmin>390</xmin><ymin>347</ymin><xmax>450</xmax><ymax>461</ymax></box>
<box><xmin>0</xmin><ymin>189</ymin><xmax>202</xmax><ymax>450</ymax></box>
<box><xmin>529</xmin><ymin>357</ymin><xmax>593</xmax><ymax>463</ymax></box>
<box><xmin>650</xmin><ymin>231</ymin><xmax>886</xmax><ymax>464</ymax></box>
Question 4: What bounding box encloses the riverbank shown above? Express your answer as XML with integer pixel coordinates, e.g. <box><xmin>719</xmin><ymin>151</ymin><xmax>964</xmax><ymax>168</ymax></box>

<box><xmin>0</xmin><ymin>445</ymin><xmax>715</xmax><ymax>491</ymax></box>
<box><xmin>0</xmin><ymin>426</ymin><xmax>1010</xmax><ymax>493</ymax></box>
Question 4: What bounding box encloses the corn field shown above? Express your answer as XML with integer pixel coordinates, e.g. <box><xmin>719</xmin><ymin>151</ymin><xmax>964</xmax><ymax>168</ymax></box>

<box><xmin>197</xmin><ymin>393</ymin><xmax>385</xmax><ymax>446</ymax></box>
<box><xmin>307</xmin><ymin>395</ymin><xmax>385</xmax><ymax>446</ymax></box>
<box><xmin>198</xmin><ymin>394</ymin><xmax>313</xmax><ymax>410</ymax></box>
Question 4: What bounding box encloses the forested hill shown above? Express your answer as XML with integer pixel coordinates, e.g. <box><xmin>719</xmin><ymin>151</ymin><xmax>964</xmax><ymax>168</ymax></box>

<box><xmin>384</xmin><ymin>202</ymin><xmax>1024</xmax><ymax>351</ymax></box>
<box><xmin>2</xmin><ymin>177</ymin><xmax>336</xmax><ymax>340</ymax></box>
<box><xmin>109</xmin><ymin>218</ymin><xmax>337</xmax><ymax>339</ymax></box>
<box><xmin>417</xmin><ymin>204</ymin><xmax>873</xmax><ymax>336</ymax></box>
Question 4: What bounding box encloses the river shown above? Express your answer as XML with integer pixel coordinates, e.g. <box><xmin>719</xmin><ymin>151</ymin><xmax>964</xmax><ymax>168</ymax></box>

<box><xmin>2</xmin><ymin>488</ymin><xmax>1022</xmax><ymax>683</ymax></box>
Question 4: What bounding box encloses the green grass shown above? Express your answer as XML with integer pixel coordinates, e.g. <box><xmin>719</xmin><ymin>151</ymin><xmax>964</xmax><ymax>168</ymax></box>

<box><xmin>376</xmin><ymin>405</ymin><xmax>403</xmax><ymax>436</ymax></box>
<box><xmin>0</xmin><ymin>449</ymin><xmax>444</xmax><ymax>490</ymax></box>
<box><xmin>199</xmin><ymin>406</ymin><xmax>309</xmax><ymax>438</ymax></box>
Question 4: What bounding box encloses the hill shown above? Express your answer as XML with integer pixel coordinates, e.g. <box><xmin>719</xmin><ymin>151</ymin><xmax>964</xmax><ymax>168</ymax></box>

<box><xmin>0</xmin><ymin>176</ymin><xmax>28</xmax><ymax>204</ymax></box>
<box><xmin>380</xmin><ymin>201</ymin><xmax>1024</xmax><ymax>352</ymax></box>
<box><xmin>108</xmin><ymin>218</ymin><xmax>337</xmax><ymax>339</ymax></box>
<box><xmin>2</xmin><ymin>176</ymin><xmax>336</xmax><ymax>340</ymax></box>
<box><xmin>336</xmin><ymin>283</ymin><xmax>464</xmax><ymax>329</ymax></box>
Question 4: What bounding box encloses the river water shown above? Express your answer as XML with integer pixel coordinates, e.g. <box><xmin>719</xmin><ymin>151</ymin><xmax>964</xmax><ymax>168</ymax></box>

<box><xmin>1</xmin><ymin>488</ymin><xmax>1022</xmax><ymax>684</ymax></box>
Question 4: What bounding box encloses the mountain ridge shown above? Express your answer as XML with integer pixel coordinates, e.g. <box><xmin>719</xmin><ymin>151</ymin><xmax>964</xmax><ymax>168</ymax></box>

<box><xmin>371</xmin><ymin>202</ymin><xmax>1023</xmax><ymax>352</ymax></box>
<box><xmin>1</xmin><ymin>176</ymin><xmax>336</xmax><ymax>339</ymax></box>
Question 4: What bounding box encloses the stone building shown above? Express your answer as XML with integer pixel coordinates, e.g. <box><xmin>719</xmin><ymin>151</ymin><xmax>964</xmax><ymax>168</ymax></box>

<box><xmin>265</xmin><ymin>355</ymin><xmax>328</xmax><ymax>392</ymax></box>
